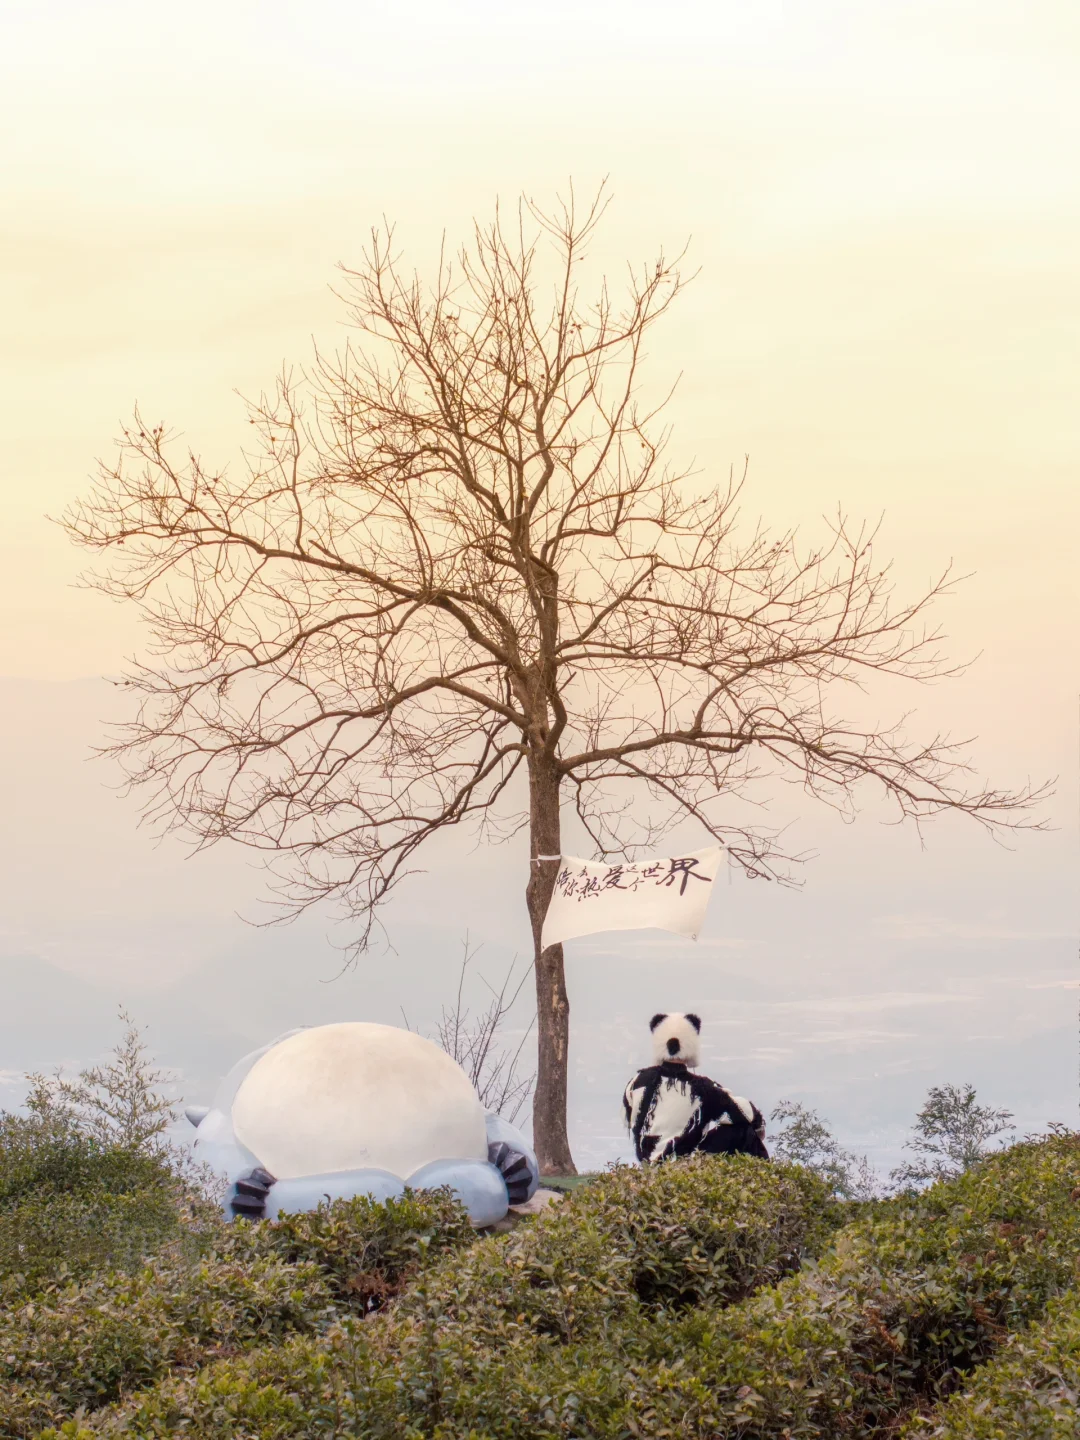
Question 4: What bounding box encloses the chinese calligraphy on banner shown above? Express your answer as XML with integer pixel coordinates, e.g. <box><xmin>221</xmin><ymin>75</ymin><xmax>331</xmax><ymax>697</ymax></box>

<box><xmin>540</xmin><ymin>847</ymin><xmax>723</xmax><ymax>949</ymax></box>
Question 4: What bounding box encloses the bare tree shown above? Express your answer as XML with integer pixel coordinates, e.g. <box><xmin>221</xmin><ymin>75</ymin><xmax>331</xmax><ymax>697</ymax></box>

<box><xmin>63</xmin><ymin>186</ymin><xmax>1045</xmax><ymax>1173</ymax></box>
<box><xmin>405</xmin><ymin>937</ymin><xmax>535</xmax><ymax>1123</ymax></box>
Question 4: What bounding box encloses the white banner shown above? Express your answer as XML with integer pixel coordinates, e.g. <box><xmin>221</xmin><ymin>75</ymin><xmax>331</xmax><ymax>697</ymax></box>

<box><xmin>540</xmin><ymin>847</ymin><xmax>722</xmax><ymax>949</ymax></box>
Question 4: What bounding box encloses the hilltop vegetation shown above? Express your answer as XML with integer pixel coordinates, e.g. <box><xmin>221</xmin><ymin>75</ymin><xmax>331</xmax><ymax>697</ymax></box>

<box><xmin>2</xmin><ymin>1089</ymin><xmax>1080</xmax><ymax>1439</ymax></box>
<box><xmin>0</xmin><ymin>1086</ymin><xmax>190</xmax><ymax>1293</ymax></box>
<box><xmin>2</xmin><ymin>1024</ymin><xmax>1076</xmax><ymax>1438</ymax></box>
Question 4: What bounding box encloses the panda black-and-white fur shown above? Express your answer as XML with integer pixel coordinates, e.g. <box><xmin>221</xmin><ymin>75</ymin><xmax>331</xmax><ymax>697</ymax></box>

<box><xmin>623</xmin><ymin>1013</ymin><xmax>768</xmax><ymax>1165</ymax></box>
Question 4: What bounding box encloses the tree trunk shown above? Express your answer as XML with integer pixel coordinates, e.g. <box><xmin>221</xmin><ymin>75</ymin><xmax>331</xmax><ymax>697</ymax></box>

<box><xmin>526</xmin><ymin>757</ymin><xmax>576</xmax><ymax>1175</ymax></box>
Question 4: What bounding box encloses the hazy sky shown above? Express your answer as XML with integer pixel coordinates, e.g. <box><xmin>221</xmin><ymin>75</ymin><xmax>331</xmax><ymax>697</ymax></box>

<box><xmin>1</xmin><ymin>1</ymin><xmax>1078</xmax><ymax>1173</ymax></box>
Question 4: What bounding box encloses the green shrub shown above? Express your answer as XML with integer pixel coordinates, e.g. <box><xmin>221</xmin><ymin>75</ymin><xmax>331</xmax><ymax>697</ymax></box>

<box><xmin>0</xmin><ymin>1108</ymin><xmax>194</xmax><ymax>1291</ymax></box>
<box><xmin>59</xmin><ymin>1154</ymin><xmax>839</xmax><ymax>1437</ymax></box>
<box><xmin>221</xmin><ymin>1187</ymin><xmax>477</xmax><ymax>1310</ymax></box>
<box><xmin>899</xmin><ymin>1286</ymin><xmax>1080</xmax><ymax>1438</ymax></box>
<box><xmin>393</xmin><ymin>1153</ymin><xmax>840</xmax><ymax>1344</ymax></box>
<box><xmin>0</xmin><ymin>1187</ymin><xmax>188</xmax><ymax>1293</ymax></box>
<box><xmin>597</xmin><ymin>1131</ymin><xmax>1080</xmax><ymax>1439</ymax></box>
<box><xmin>0</xmin><ymin>1108</ymin><xmax>166</xmax><ymax>1206</ymax></box>
<box><xmin>65</xmin><ymin>1136</ymin><xmax>1080</xmax><ymax>1440</ymax></box>
<box><xmin>7</xmin><ymin>1188</ymin><xmax>477</xmax><ymax>1437</ymax></box>
<box><xmin>36</xmin><ymin>1336</ymin><xmax>335</xmax><ymax>1440</ymax></box>
<box><xmin>0</xmin><ymin>1250</ymin><xmax>332</xmax><ymax>1438</ymax></box>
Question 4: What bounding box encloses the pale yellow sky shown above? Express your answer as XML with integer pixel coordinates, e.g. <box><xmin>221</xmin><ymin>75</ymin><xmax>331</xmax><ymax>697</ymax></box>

<box><xmin>2</xmin><ymin>0</ymin><xmax>1077</xmax><ymax>691</ymax></box>
<box><xmin>0</xmin><ymin>1</ymin><xmax>1077</xmax><ymax>1159</ymax></box>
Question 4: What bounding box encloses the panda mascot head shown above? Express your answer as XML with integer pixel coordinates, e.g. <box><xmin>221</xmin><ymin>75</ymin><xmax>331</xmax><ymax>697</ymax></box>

<box><xmin>649</xmin><ymin>1011</ymin><xmax>702</xmax><ymax>1068</ymax></box>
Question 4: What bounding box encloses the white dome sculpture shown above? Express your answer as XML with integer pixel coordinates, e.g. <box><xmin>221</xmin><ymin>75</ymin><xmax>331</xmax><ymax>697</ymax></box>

<box><xmin>232</xmin><ymin>1023</ymin><xmax>488</xmax><ymax>1180</ymax></box>
<box><xmin>187</xmin><ymin>1021</ymin><xmax>538</xmax><ymax>1229</ymax></box>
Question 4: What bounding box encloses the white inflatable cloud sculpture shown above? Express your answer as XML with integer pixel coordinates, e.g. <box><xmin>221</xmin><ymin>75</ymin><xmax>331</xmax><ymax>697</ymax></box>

<box><xmin>186</xmin><ymin>1022</ymin><xmax>539</xmax><ymax>1228</ymax></box>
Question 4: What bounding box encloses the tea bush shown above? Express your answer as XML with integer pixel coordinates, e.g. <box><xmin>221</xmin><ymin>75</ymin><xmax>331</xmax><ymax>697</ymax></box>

<box><xmin>899</xmin><ymin>1286</ymin><xmax>1080</xmax><ymax>1438</ymax></box>
<box><xmin>1</xmin><ymin>1186</ymin><xmax>480</xmax><ymax>1438</ymax></box>
<box><xmin>0</xmin><ymin>1109</ymin><xmax>165</xmax><ymax>1205</ymax></box>
<box><xmin>0</xmin><ymin>1074</ymin><xmax>484</xmax><ymax>1437</ymax></box>
<box><xmin>0</xmin><ymin>1250</ymin><xmax>332</xmax><ymax>1438</ymax></box>
<box><xmin>49</xmin><ymin>1154</ymin><xmax>845</xmax><ymax>1437</ymax></box>
<box><xmin>222</xmin><ymin>1186</ymin><xmax>477</xmax><ymax>1310</ymax></box>
<box><xmin>58</xmin><ymin>1135</ymin><xmax>1080</xmax><ymax>1440</ymax></box>
<box><xmin>393</xmin><ymin>1153</ymin><xmax>840</xmax><ymax>1344</ymax></box>
<box><xmin>0</xmin><ymin>1108</ymin><xmax>191</xmax><ymax>1291</ymax></box>
<box><xmin>591</xmin><ymin>1130</ymin><xmax>1080</xmax><ymax>1439</ymax></box>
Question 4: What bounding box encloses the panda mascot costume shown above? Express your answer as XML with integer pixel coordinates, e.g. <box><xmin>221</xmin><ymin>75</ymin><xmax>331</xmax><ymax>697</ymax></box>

<box><xmin>623</xmin><ymin>1012</ymin><xmax>768</xmax><ymax>1165</ymax></box>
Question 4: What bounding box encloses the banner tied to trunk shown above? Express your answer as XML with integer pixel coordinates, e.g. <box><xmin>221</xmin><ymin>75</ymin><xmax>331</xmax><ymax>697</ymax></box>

<box><xmin>540</xmin><ymin>846</ymin><xmax>722</xmax><ymax>949</ymax></box>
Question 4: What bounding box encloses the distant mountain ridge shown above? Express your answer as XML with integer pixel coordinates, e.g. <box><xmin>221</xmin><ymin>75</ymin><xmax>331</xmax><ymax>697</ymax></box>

<box><xmin>0</xmin><ymin>951</ymin><xmax>258</xmax><ymax>1098</ymax></box>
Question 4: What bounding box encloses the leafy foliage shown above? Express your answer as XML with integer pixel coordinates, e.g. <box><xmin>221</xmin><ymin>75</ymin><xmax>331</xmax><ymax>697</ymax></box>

<box><xmin>0</xmin><ymin>1105</ymin><xmax>189</xmax><ymax>1292</ymax></box>
<box><xmin>341</xmin><ymin>1132</ymin><xmax>1080</xmax><ymax>1438</ymax></box>
<box><xmin>222</xmin><ymin>1187</ymin><xmax>477</xmax><ymax>1311</ymax></box>
<box><xmin>9</xmin><ymin>1040</ymin><xmax>1080</xmax><ymax>1440</ymax></box>
<box><xmin>0</xmin><ymin>1014</ymin><xmax>206</xmax><ymax>1294</ymax></box>
<box><xmin>51</xmin><ymin>1134</ymin><xmax>1080</xmax><ymax>1440</ymax></box>
<box><xmin>0</xmin><ymin>1250</ymin><xmax>332</xmax><ymax>1438</ymax></box>
<box><xmin>900</xmin><ymin>1286</ymin><xmax>1080</xmax><ymax>1438</ymax></box>
<box><xmin>3</xmin><ymin>1183</ymin><xmax>476</xmax><ymax>1437</ymax></box>
<box><xmin>892</xmin><ymin>1082</ymin><xmax>1015</xmax><ymax>1190</ymax></box>
<box><xmin>27</xmin><ymin>1010</ymin><xmax>177</xmax><ymax>1150</ymax></box>
<box><xmin>0</xmin><ymin>1104</ymin><xmax>164</xmax><ymax>1209</ymax></box>
<box><xmin>393</xmin><ymin>1152</ymin><xmax>839</xmax><ymax>1345</ymax></box>
<box><xmin>0</xmin><ymin>1183</ymin><xmax>187</xmax><ymax>1295</ymax></box>
<box><xmin>45</xmin><ymin>1155</ymin><xmax>843</xmax><ymax>1437</ymax></box>
<box><xmin>770</xmin><ymin>1098</ymin><xmax>885</xmax><ymax>1199</ymax></box>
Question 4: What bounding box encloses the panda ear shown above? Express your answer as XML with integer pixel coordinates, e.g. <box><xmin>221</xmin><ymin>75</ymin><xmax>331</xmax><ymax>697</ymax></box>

<box><xmin>685</xmin><ymin>1013</ymin><xmax>702</xmax><ymax>1033</ymax></box>
<box><xmin>649</xmin><ymin>1013</ymin><xmax>668</xmax><ymax>1032</ymax></box>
